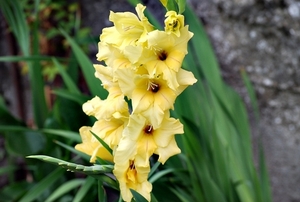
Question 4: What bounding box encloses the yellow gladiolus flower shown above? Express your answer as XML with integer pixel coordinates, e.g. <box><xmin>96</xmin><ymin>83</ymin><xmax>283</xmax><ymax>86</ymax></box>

<box><xmin>116</xmin><ymin>69</ymin><xmax>176</xmax><ymax>127</ymax></box>
<box><xmin>114</xmin><ymin>133</ymin><xmax>152</xmax><ymax>202</ymax></box>
<box><xmin>146</xmin><ymin>26</ymin><xmax>193</xmax><ymax>71</ymax></box>
<box><xmin>82</xmin><ymin>93</ymin><xmax>128</xmax><ymax>121</ymax></box>
<box><xmin>96</xmin><ymin>42</ymin><xmax>134</xmax><ymax>70</ymax></box>
<box><xmin>121</xmin><ymin>26</ymin><xmax>193</xmax><ymax>90</ymax></box>
<box><xmin>164</xmin><ymin>11</ymin><xmax>185</xmax><ymax>37</ymax></box>
<box><xmin>91</xmin><ymin>65</ymin><xmax>129</xmax><ymax>120</ymax></box>
<box><xmin>100</xmin><ymin>4</ymin><xmax>153</xmax><ymax>49</ymax></box>
<box><xmin>75</xmin><ymin>126</ymin><xmax>113</xmax><ymax>163</ymax></box>
<box><xmin>113</xmin><ymin>159</ymin><xmax>152</xmax><ymax>202</ymax></box>
<box><xmin>116</xmin><ymin>113</ymin><xmax>183</xmax><ymax>166</ymax></box>
<box><xmin>91</xmin><ymin>114</ymin><xmax>128</xmax><ymax>150</ymax></box>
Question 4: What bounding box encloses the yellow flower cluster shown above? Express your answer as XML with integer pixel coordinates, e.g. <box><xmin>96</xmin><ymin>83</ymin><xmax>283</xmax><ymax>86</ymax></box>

<box><xmin>75</xmin><ymin>4</ymin><xmax>197</xmax><ymax>201</ymax></box>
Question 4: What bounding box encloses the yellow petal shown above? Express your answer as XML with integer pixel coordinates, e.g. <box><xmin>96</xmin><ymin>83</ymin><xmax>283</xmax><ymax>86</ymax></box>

<box><xmin>155</xmin><ymin>137</ymin><xmax>181</xmax><ymax>164</ymax></box>
<box><xmin>153</xmin><ymin>116</ymin><xmax>183</xmax><ymax>148</ymax></box>
<box><xmin>82</xmin><ymin>96</ymin><xmax>103</xmax><ymax>117</ymax></box>
<box><xmin>114</xmin><ymin>68</ymin><xmax>136</xmax><ymax>98</ymax></box>
<box><xmin>75</xmin><ymin>126</ymin><xmax>113</xmax><ymax>163</ymax></box>
<box><xmin>100</xmin><ymin>26</ymin><xmax>123</xmax><ymax>47</ymax></box>
<box><xmin>139</xmin><ymin>106</ymin><xmax>164</xmax><ymax>129</ymax></box>
<box><xmin>93</xmin><ymin>64</ymin><xmax>114</xmax><ymax>90</ymax></box>
<box><xmin>92</xmin><ymin>118</ymin><xmax>125</xmax><ymax>149</ymax></box>
<box><xmin>113</xmin><ymin>158</ymin><xmax>152</xmax><ymax>202</ymax></box>
<box><xmin>176</xmin><ymin>68</ymin><xmax>198</xmax><ymax>95</ymax></box>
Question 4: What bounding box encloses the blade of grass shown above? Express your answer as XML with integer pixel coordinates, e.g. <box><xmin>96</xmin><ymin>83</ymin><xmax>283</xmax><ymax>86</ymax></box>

<box><xmin>148</xmin><ymin>161</ymin><xmax>161</xmax><ymax>178</ymax></box>
<box><xmin>150</xmin><ymin>193</ymin><xmax>158</xmax><ymax>202</ymax></box>
<box><xmin>259</xmin><ymin>145</ymin><xmax>272</xmax><ymax>202</ymax></box>
<box><xmin>170</xmin><ymin>188</ymin><xmax>193</xmax><ymax>202</ymax></box>
<box><xmin>149</xmin><ymin>168</ymin><xmax>176</xmax><ymax>184</ymax></box>
<box><xmin>54</xmin><ymin>140</ymin><xmax>91</xmax><ymax>162</ymax></box>
<box><xmin>19</xmin><ymin>167</ymin><xmax>65</xmax><ymax>202</ymax></box>
<box><xmin>0</xmin><ymin>0</ymin><xmax>48</xmax><ymax>128</ymax></box>
<box><xmin>52</xmin><ymin>89</ymin><xmax>90</xmax><ymax>105</ymax></box>
<box><xmin>98</xmin><ymin>180</ymin><xmax>107</xmax><ymax>202</ymax></box>
<box><xmin>184</xmin><ymin>5</ymin><xmax>222</xmax><ymax>89</ymax></box>
<box><xmin>29</xmin><ymin>0</ymin><xmax>48</xmax><ymax>128</ymax></box>
<box><xmin>0</xmin><ymin>55</ymin><xmax>69</xmax><ymax>62</ymax></box>
<box><xmin>45</xmin><ymin>179</ymin><xmax>85</xmax><ymax>202</ymax></box>
<box><xmin>73</xmin><ymin>176</ymin><xmax>95</xmax><ymax>202</ymax></box>
<box><xmin>0</xmin><ymin>0</ymin><xmax>29</xmax><ymax>54</ymax></box>
<box><xmin>60</xmin><ymin>29</ymin><xmax>107</xmax><ymax>98</ymax></box>
<box><xmin>130</xmin><ymin>189</ymin><xmax>148</xmax><ymax>202</ymax></box>
<box><xmin>241</xmin><ymin>68</ymin><xmax>260</xmax><ymax>121</ymax></box>
<box><xmin>52</xmin><ymin>57</ymin><xmax>81</xmax><ymax>95</ymax></box>
<box><xmin>90</xmin><ymin>130</ymin><xmax>113</xmax><ymax>155</ymax></box>
<box><xmin>42</xmin><ymin>128</ymin><xmax>81</xmax><ymax>143</ymax></box>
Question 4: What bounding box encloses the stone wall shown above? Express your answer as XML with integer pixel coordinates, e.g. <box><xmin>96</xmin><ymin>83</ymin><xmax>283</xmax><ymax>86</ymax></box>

<box><xmin>189</xmin><ymin>1</ymin><xmax>300</xmax><ymax>201</ymax></box>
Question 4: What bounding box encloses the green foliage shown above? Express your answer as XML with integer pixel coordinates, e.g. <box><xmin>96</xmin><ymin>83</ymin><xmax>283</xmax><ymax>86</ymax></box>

<box><xmin>27</xmin><ymin>155</ymin><xmax>113</xmax><ymax>174</ymax></box>
<box><xmin>45</xmin><ymin>179</ymin><xmax>85</xmax><ymax>202</ymax></box>
<box><xmin>131</xmin><ymin>189</ymin><xmax>148</xmax><ymax>202</ymax></box>
<box><xmin>19</xmin><ymin>168</ymin><xmax>65</xmax><ymax>202</ymax></box>
<box><xmin>73</xmin><ymin>176</ymin><xmax>96</xmax><ymax>202</ymax></box>
<box><xmin>0</xmin><ymin>0</ymin><xmax>271</xmax><ymax>202</ymax></box>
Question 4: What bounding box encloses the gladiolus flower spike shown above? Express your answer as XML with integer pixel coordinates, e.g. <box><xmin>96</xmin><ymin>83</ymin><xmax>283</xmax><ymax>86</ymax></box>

<box><xmin>75</xmin><ymin>3</ymin><xmax>197</xmax><ymax>201</ymax></box>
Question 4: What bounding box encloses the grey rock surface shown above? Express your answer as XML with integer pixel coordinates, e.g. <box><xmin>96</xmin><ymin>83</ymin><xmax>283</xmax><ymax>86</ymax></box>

<box><xmin>188</xmin><ymin>0</ymin><xmax>300</xmax><ymax>201</ymax></box>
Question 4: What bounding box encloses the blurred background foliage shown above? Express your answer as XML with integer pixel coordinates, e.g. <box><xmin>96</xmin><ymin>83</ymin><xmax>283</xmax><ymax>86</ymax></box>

<box><xmin>0</xmin><ymin>0</ymin><xmax>271</xmax><ymax>201</ymax></box>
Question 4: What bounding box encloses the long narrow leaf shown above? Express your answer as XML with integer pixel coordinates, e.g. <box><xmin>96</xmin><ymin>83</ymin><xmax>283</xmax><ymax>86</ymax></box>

<box><xmin>52</xmin><ymin>57</ymin><xmax>81</xmax><ymax>95</ymax></box>
<box><xmin>130</xmin><ymin>189</ymin><xmax>148</xmax><ymax>202</ymax></box>
<box><xmin>0</xmin><ymin>55</ymin><xmax>68</xmax><ymax>62</ymax></box>
<box><xmin>73</xmin><ymin>177</ymin><xmax>96</xmax><ymax>202</ymax></box>
<box><xmin>54</xmin><ymin>140</ymin><xmax>91</xmax><ymax>162</ymax></box>
<box><xmin>148</xmin><ymin>161</ymin><xmax>161</xmax><ymax>178</ymax></box>
<box><xmin>90</xmin><ymin>130</ymin><xmax>113</xmax><ymax>155</ymax></box>
<box><xmin>52</xmin><ymin>89</ymin><xmax>90</xmax><ymax>105</ymax></box>
<box><xmin>45</xmin><ymin>179</ymin><xmax>85</xmax><ymax>202</ymax></box>
<box><xmin>19</xmin><ymin>168</ymin><xmax>65</xmax><ymax>202</ymax></box>
<box><xmin>241</xmin><ymin>68</ymin><xmax>260</xmax><ymax>121</ymax></box>
<box><xmin>42</xmin><ymin>128</ymin><xmax>81</xmax><ymax>143</ymax></box>
<box><xmin>259</xmin><ymin>145</ymin><xmax>272</xmax><ymax>202</ymax></box>
<box><xmin>149</xmin><ymin>168</ymin><xmax>176</xmax><ymax>183</ymax></box>
<box><xmin>60</xmin><ymin>29</ymin><xmax>107</xmax><ymax>98</ymax></box>
<box><xmin>0</xmin><ymin>0</ymin><xmax>48</xmax><ymax>128</ymax></box>
<box><xmin>98</xmin><ymin>180</ymin><xmax>107</xmax><ymax>202</ymax></box>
